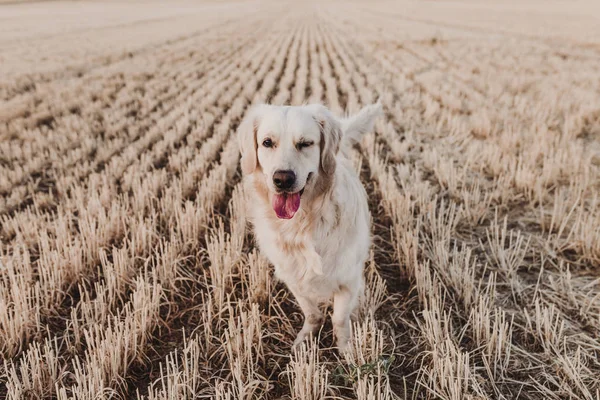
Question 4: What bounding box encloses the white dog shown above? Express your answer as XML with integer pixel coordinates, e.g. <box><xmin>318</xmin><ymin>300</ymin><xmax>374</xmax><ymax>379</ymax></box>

<box><xmin>238</xmin><ymin>102</ymin><xmax>381</xmax><ymax>351</ymax></box>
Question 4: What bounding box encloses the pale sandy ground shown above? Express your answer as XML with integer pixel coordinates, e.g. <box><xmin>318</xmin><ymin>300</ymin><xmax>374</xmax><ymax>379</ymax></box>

<box><xmin>1</xmin><ymin>1</ymin><xmax>599</xmax><ymax>399</ymax></box>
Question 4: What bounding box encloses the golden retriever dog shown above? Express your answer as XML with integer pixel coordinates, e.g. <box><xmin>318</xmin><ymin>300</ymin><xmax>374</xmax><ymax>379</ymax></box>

<box><xmin>238</xmin><ymin>103</ymin><xmax>382</xmax><ymax>351</ymax></box>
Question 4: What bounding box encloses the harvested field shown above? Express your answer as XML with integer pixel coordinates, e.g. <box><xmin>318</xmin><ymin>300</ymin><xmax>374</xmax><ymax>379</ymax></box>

<box><xmin>1</xmin><ymin>0</ymin><xmax>600</xmax><ymax>399</ymax></box>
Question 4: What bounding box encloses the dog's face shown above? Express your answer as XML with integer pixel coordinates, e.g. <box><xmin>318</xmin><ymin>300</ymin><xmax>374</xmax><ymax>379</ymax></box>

<box><xmin>256</xmin><ymin>108</ymin><xmax>321</xmax><ymax>194</ymax></box>
<box><xmin>238</xmin><ymin>104</ymin><xmax>341</xmax><ymax>219</ymax></box>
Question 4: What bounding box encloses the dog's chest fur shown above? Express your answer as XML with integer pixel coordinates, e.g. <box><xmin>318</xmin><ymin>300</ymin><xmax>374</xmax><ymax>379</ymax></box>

<box><xmin>252</xmin><ymin>184</ymin><xmax>341</xmax><ymax>287</ymax></box>
<box><xmin>245</xmin><ymin>162</ymin><xmax>370</xmax><ymax>300</ymax></box>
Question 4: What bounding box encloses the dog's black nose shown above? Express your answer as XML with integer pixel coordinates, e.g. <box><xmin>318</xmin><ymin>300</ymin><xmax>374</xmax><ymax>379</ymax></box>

<box><xmin>273</xmin><ymin>170</ymin><xmax>296</xmax><ymax>190</ymax></box>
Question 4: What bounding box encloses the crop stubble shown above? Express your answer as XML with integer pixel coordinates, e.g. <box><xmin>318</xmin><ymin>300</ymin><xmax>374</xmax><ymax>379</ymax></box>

<box><xmin>1</xmin><ymin>1</ymin><xmax>600</xmax><ymax>399</ymax></box>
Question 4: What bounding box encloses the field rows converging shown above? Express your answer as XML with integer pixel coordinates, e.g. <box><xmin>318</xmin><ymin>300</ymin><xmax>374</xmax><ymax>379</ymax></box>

<box><xmin>1</xmin><ymin>1</ymin><xmax>599</xmax><ymax>399</ymax></box>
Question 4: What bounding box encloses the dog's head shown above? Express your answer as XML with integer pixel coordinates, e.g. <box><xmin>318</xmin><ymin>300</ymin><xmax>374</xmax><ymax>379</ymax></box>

<box><xmin>238</xmin><ymin>104</ymin><xmax>341</xmax><ymax>219</ymax></box>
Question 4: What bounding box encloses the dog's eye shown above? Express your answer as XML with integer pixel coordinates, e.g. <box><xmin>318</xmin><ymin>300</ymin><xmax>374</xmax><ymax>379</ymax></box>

<box><xmin>296</xmin><ymin>141</ymin><xmax>314</xmax><ymax>150</ymax></box>
<box><xmin>262</xmin><ymin>138</ymin><xmax>273</xmax><ymax>148</ymax></box>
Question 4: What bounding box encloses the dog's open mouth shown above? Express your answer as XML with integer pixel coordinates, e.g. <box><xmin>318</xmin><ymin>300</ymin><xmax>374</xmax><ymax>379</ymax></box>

<box><xmin>272</xmin><ymin>188</ymin><xmax>304</xmax><ymax>219</ymax></box>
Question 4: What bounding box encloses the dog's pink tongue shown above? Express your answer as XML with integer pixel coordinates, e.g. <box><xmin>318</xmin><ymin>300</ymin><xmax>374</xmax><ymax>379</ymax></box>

<box><xmin>272</xmin><ymin>192</ymin><xmax>301</xmax><ymax>219</ymax></box>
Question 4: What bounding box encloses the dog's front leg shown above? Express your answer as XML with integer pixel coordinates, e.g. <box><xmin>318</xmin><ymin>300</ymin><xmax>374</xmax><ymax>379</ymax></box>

<box><xmin>289</xmin><ymin>288</ymin><xmax>323</xmax><ymax>349</ymax></box>
<box><xmin>333</xmin><ymin>284</ymin><xmax>361</xmax><ymax>352</ymax></box>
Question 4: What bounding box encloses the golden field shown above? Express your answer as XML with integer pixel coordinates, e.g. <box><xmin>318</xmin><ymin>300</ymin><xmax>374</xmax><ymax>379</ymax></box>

<box><xmin>1</xmin><ymin>1</ymin><xmax>600</xmax><ymax>398</ymax></box>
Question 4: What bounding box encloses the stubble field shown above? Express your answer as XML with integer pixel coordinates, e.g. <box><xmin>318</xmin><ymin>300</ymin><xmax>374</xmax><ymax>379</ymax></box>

<box><xmin>1</xmin><ymin>1</ymin><xmax>600</xmax><ymax>399</ymax></box>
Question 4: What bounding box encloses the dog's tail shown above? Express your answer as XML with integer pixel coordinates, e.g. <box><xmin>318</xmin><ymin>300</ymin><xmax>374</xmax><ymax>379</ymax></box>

<box><xmin>340</xmin><ymin>102</ymin><xmax>383</xmax><ymax>150</ymax></box>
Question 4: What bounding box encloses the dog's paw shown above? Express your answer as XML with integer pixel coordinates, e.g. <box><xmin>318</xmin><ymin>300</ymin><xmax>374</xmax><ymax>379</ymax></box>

<box><xmin>292</xmin><ymin>331</ymin><xmax>310</xmax><ymax>350</ymax></box>
<box><xmin>336</xmin><ymin>337</ymin><xmax>351</xmax><ymax>353</ymax></box>
<box><xmin>334</xmin><ymin>322</ymin><xmax>351</xmax><ymax>353</ymax></box>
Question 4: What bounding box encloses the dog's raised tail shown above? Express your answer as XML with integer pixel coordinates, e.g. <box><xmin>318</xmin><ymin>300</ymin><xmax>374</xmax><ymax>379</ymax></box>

<box><xmin>340</xmin><ymin>102</ymin><xmax>383</xmax><ymax>148</ymax></box>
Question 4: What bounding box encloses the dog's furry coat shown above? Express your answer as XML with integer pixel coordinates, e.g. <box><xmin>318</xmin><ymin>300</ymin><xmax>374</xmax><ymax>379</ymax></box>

<box><xmin>238</xmin><ymin>103</ymin><xmax>381</xmax><ymax>350</ymax></box>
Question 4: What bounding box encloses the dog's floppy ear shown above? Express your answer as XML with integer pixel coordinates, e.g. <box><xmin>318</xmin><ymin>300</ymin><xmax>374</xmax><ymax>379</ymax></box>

<box><xmin>307</xmin><ymin>104</ymin><xmax>342</xmax><ymax>176</ymax></box>
<box><xmin>238</xmin><ymin>105</ymin><xmax>266</xmax><ymax>175</ymax></box>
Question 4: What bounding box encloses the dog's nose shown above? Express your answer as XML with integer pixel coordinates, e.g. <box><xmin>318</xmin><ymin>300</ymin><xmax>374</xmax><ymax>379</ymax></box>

<box><xmin>273</xmin><ymin>170</ymin><xmax>296</xmax><ymax>190</ymax></box>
